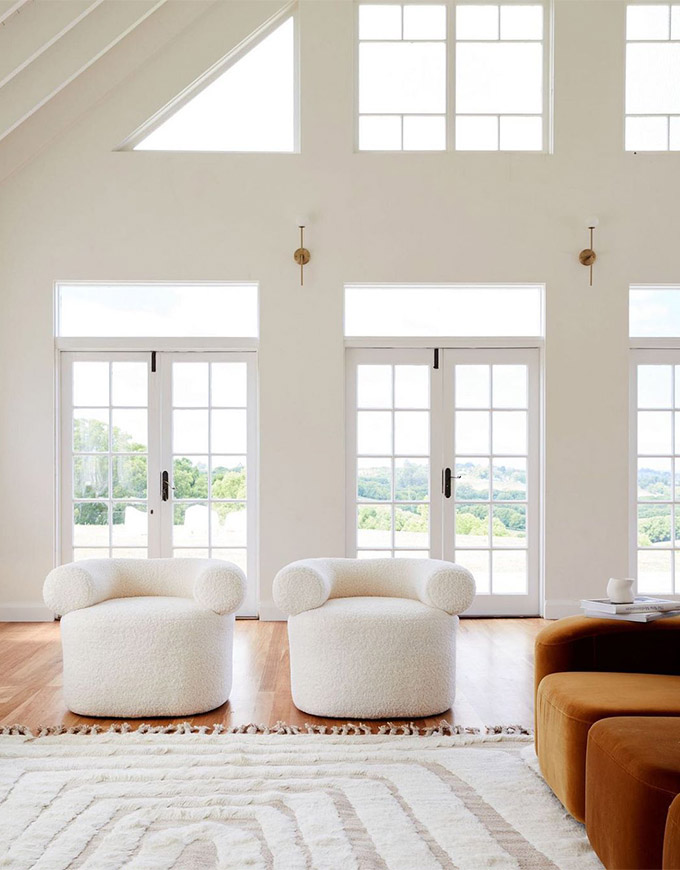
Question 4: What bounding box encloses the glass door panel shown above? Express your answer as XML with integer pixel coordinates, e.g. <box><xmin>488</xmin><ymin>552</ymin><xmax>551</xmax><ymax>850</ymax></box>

<box><xmin>161</xmin><ymin>354</ymin><xmax>256</xmax><ymax>615</ymax></box>
<box><xmin>64</xmin><ymin>355</ymin><xmax>152</xmax><ymax>561</ymax></box>
<box><xmin>347</xmin><ymin>349</ymin><xmax>441</xmax><ymax>559</ymax></box>
<box><xmin>632</xmin><ymin>352</ymin><xmax>680</xmax><ymax>596</ymax></box>
<box><xmin>443</xmin><ymin>349</ymin><xmax>539</xmax><ymax>615</ymax></box>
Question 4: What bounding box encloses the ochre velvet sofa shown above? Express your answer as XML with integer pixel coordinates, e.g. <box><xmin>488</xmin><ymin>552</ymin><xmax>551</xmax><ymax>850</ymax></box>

<box><xmin>535</xmin><ymin>615</ymin><xmax>680</xmax><ymax>869</ymax></box>
<box><xmin>535</xmin><ymin>614</ymin><xmax>680</xmax><ymax>822</ymax></box>
<box><xmin>586</xmin><ymin>717</ymin><xmax>680</xmax><ymax>870</ymax></box>
<box><xmin>665</xmin><ymin>794</ymin><xmax>680</xmax><ymax>869</ymax></box>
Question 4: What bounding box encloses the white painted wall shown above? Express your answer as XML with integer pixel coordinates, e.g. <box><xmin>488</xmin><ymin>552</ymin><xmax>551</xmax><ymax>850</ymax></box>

<box><xmin>0</xmin><ymin>0</ymin><xmax>673</xmax><ymax>620</ymax></box>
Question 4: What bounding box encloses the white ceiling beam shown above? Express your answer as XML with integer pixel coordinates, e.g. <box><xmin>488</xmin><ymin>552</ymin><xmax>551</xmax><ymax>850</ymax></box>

<box><xmin>0</xmin><ymin>0</ymin><xmax>168</xmax><ymax>143</ymax></box>
<box><xmin>0</xmin><ymin>0</ymin><xmax>104</xmax><ymax>89</ymax></box>
<box><xmin>0</xmin><ymin>0</ymin><xmax>30</xmax><ymax>26</ymax></box>
<box><xmin>0</xmin><ymin>0</ymin><xmax>214</xmax><ymax>185</ymax></box>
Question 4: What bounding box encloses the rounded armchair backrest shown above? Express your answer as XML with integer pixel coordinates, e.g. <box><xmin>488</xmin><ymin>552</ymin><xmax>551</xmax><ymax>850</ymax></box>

<box><xmin>69</xmin><ymin>558</ymin><xmax>214</xmax><ymax>599</ymax></box>
<box><xmin>273</xmin><ymin>557</ymin><xmax>476</xmax><ymax>617</ymax></box>
<box><xmin>324</xmin><ymin>558</ymin><xmax>435</xmax><ymax>602</ymax></box>
<box><xmin>43</xmin><ymin>557</ymin><xmax>247</xmax><ymax>617</ymax></box>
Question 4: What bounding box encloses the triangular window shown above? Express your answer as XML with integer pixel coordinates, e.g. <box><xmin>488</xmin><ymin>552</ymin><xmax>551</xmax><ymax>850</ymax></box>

<box><xmin>133</xmin><ymin>16</ymin><xmax>296</xmax><ymax>152</ymax></box>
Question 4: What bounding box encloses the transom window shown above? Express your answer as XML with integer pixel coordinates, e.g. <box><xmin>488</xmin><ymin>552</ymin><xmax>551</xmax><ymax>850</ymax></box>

<box><xmin>630</xmin><ymin>285</ymin><xmax>680</xmax><ymax>337</ymax></box>
<box><xmin>345</xmin><ymin>283</ymin><xmax>544</xmax><ymax>336</ymax></box>
<box><xmin>626</xmin><ymin>4</ymin><xmax>680</xmax><ymax>151</ymax></box>
<box><xmin>357</xmin><ymin>2</ymin><xmax>548</xmax><ymax>152</ymax></box>
<box><xmin>57</xmin><ymin>283</ymin><xmax>258</xmax><ymax>338</ymax></box>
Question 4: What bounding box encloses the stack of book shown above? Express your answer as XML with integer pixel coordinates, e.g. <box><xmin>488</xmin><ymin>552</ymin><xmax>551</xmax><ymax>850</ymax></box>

<box><xmin>580</xmin><ymin>596</ymin><xmax>680</xmax><ymax>623</ymax></box>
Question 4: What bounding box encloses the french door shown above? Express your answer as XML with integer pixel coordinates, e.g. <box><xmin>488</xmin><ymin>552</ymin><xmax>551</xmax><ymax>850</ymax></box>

<box><xmin>630</xmin><ymin>349</ymin><xmax>680</xmax><ymax>596</ymax></box>
<box><xmin>60</xmin><ymin>351</ymin><xmax>258</xmax><ymax>615</ymax></box>
<box><xmin>346</xmin><ymin>347</ymin><xmax>540</xmax><ymax>616</ymax></box>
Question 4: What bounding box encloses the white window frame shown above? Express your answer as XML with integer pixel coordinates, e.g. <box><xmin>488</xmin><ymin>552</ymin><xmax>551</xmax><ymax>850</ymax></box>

<box><xmin>345</xmin><ymin>342</ymin><xmax>543</xmax><ymax>616</ymax></box>
<box><xmin>55</xmin><ymin>280</ymin><xmax>260</xmax><ymax>343</ymax></box>
<box><xmin>625</xmin><ymin>2</ymin><xmax>680</xmax><ymax>153</ymax></box>
<box><xmin>629</xmin><ymin>343</ymin><xmax>680</xmax><ymax>597</ymax></box>
<box><xmin>118</xmin><ymin>3</ymin><xmax>300</xmax><ymax>154</ymax></box>
<box><xmin>344</xmin><ymin>282</ymin><xmax>546</xmax><ymax>340</ymax></box>
<box><xmin>354</xmin><ymin>0</ymin><xmax>553</xmax><ymax>153</ymax></box>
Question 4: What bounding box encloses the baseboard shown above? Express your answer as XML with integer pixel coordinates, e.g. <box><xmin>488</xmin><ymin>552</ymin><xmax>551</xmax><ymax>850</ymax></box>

<box><xmin>543</xmin><ymin>599</ymin><xmax>581</xmax><ymax>620</ymax></box>
<box><xmin>258</xmin><ymin>603</ymin><xmax>286</xmax><ymax>621</ymax></box>
<box><xmin>0</xmin><ymin>603</ymin><xmax>54</xmax><ymax>622</ymax></box>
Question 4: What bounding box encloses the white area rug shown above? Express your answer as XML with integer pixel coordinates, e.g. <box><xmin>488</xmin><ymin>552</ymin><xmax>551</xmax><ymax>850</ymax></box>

<box><xmin>0</xmin><ymin>731</ymin><xmax>602</xmax><ymax>870</ymax></box>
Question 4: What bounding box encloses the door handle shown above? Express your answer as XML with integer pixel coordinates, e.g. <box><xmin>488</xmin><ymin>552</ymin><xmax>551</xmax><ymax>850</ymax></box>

<box><xmin>161</xmin><ymin>470</ymin><xmax>169</xmax><ymax>502</ymax></box>
<box><xmin>443</xmin><ymin>468</ymin><xmax>461</xmax><ymax>498</ymax></box>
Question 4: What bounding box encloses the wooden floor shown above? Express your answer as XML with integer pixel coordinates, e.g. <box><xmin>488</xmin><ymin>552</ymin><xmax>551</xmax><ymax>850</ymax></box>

<box><xmin>0</xmin><ymin>618</ymin><xmax>546</xmax><ymax>731</ymax></box>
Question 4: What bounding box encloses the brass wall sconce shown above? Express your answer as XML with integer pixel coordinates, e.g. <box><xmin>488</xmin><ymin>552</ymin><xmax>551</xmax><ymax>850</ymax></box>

<box><xmin>579</xmin><ymin>217</ymin><xmax>599</xmax><ymax>286</ymax></box>
<box><xmin>294</xmin><ymin>221</ymin><xmax>311</xmax><ymax>286</ymax></box>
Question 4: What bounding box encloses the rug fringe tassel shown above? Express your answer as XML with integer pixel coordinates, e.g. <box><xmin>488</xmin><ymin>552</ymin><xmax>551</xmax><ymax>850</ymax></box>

<box><xmin>0</xmin><ymin>720</ymin><xmax>533</xmax><ymax>738</ymax></box>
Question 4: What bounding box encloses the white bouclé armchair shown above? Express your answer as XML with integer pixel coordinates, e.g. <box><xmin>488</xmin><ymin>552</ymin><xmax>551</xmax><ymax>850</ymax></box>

<box><xmin>273</xmin><ymin>558</ymin><xmax>475</xmax><ymax>719</ymax></box>
<box><xmin>43</xmin><ymin>558</ymin><xmax>246</xmax><ymax>718</ymax></box>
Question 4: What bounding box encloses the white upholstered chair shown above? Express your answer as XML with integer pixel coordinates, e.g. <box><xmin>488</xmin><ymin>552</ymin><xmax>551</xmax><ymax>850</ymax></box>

<box><xmin>273</xmin><ymin>558</ymin><xmax>475</xmax><ymax>719</ymax></box>
<box><xmin>43</xmin><ymin>558</ymin><xmax>246</xmax><ymax>718</ymax></box>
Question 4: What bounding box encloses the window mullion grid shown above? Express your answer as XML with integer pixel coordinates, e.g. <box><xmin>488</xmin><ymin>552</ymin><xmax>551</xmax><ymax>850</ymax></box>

<box><xmin>391</xmin><ymin>364</ymin><xmax>396</xmax><ymax>554</ymax></box>
<box><xmin>543</xmin><ymin>0</ymin><xmax>550</xmax><ymax>152</ymax></box>
<box><xmin>108</xmin><ymin>361</ymin><xmax>113</xmax><ymax>557</ymax></box>
<box><xmin>208</xmin><ymin>363</ymin><xmax>213</xmax><ymax>557</ymax></box>
<box><xmin>70</xmin><ymin>405</ymin><xmax>76</xmax><ymax>557</ymax></box>
<box><xmin>674</xmin><ymin>363</ymin><xmax>677</xmax><ymax>593</ymax></box>
<box><xmin>488</xmin><ymin>367</ymin><xmax>494</xmax><ymax>586</ymax></box>
<box><xmin>448</xmin><ymin>0</ymin><xmax>456</xmax><ymax>150</ymax></box>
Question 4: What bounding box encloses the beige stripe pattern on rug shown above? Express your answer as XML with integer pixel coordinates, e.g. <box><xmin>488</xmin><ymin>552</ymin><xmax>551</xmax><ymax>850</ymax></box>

<box><xmin>0</xmin><ymin>732</ymin><xmax>603</xmax><ymax>870</ymax></box>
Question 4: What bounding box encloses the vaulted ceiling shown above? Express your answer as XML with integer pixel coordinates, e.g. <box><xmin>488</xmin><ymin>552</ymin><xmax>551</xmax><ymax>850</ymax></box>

<box><xmin>0</xmin><ymin>0</ymin><xmax>181</xmax><ymax>143</ymax></box>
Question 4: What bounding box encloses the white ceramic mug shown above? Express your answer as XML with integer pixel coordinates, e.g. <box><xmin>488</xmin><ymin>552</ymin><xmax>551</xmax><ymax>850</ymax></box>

<box><xmin>607</xmin><ymin>577</ymin><xmax>635</xmax><ymax>604</ymax></box>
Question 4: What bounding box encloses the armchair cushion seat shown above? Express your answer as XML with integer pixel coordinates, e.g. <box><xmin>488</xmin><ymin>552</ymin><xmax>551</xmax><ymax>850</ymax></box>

<box><xmin>537</xmin><ymin>671</ymin><xmax>680</xmax><ymax>821</ymax></box>
<box><xmin>61</xmin><ymin>596</ymin><xmax>235</xmax><ymax>718</ymax></box>
<box><xmin>288</xmin><ymin>596</ymin><xmax>457</xmax><ymax>718</ymax></box>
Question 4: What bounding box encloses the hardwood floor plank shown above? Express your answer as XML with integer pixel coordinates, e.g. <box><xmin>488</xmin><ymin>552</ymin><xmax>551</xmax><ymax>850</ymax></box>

<box><xmin>0</xmin><ymin>617</ymin><xmax>548</xmax><ymax>730</ymax></box>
